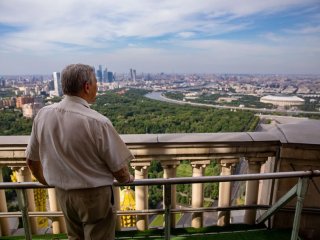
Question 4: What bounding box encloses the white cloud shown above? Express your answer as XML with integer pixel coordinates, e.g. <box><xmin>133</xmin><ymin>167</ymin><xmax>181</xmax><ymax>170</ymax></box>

<box><xmin>261</xmin><ymin>32</ymin><xmax>286</xmax><ymax>42</ymax></box>
<box><xmin>285</xmin><ymin>25</ymin><xmax>320</xmax><ymax>34</ymax></box>
<box><xmin>177</xmin><ymin>32</ymin><xmax>195</xmax><ymax>38</ymax></box>
<box><xmin>102</xmin><ymin>39</ymin><xmax>320</xmax><ymax>74</ymax></box>
<box><xmin>0</xmin><ymin>0</ymin><xmax>319</xmax><ymax>74</ymax></box>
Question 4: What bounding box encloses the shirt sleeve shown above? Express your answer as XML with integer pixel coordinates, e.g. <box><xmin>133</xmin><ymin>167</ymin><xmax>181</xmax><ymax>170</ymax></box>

<box><xmin>96</xmin><ymin>121</ymin><xmax>134</xmax><ymax>173</ymax></box>
<box><xmin>25</xmin><ymin>119</ymin><xmax>40</xmax><ymax>161</ymax></box>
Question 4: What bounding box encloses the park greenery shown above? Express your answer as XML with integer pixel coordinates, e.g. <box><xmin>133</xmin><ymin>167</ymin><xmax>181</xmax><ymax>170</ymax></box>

<box><xmin>93</xmin><ymin>89</ymin><xmax>259</xmax><ymax>133</ymax></box>
<box><xmin>0</xmin><ymin>109</ymin><xmax>32</xmax><ymax>135</ymax></box>
<box><xmin>1</xmin><ymin>88</ymin><xmax>260</xmax><ymax>207</ymax></box>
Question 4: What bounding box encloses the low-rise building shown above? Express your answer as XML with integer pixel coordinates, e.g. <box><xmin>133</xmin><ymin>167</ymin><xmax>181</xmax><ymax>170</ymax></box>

<box><xmin>0</xmin><ymin>97</ymin><xmax>16</xmax><ymax>108</ymax></box>
<box><xmin>22</xmin><ymin>102</ymin><xmax>43</xmax><ymax>118</ymax></box>
<box><xmin>16</xmin><ymin>96</ymin><xmax>34</xmax><ymax>108</ymax></box>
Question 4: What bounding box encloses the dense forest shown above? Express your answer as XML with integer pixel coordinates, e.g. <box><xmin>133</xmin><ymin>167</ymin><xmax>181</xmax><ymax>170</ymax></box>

<box><xmin>0</xmin><ymin>110</ymin><xmax>33</xmax><ymax>135</ymax></box>
<box><xmin>0</xmin><ymin>89</ymin><xmax>259</xmax><ymax>135</ymax></box>
<box><xmin>93</xmin><ymin>89</ymin><xmax>259</xmax><ymax>133</ymax></box>
<box><xmin>1</xmin><ymin>88</ymin><xmax>259</xmax><ymax>207</ymax></box>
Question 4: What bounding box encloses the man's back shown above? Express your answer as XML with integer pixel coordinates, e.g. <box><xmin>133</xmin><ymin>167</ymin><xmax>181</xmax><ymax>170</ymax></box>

<box><xmin>26</xmin><ymin>64</ymin><xmax>134</xmax><ymax>239</ymax></box>
<box><xmin>29</xmin><ymin>95</ymin><xmax>132</xmax><ymax>190</ymax></box>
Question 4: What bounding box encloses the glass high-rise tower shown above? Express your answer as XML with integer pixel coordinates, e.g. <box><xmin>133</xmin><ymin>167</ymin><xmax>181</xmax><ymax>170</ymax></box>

<box><xmin>53</xmin><ymin>72</ymin><xmax>62</xmax><ymax>96</ymax></box>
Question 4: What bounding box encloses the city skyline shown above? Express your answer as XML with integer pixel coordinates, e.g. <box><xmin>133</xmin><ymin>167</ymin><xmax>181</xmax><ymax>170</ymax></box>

<box><xmin>0</xmin><ymin>0</ymin><xmax>319</xmax><ymax>75</ymax></box>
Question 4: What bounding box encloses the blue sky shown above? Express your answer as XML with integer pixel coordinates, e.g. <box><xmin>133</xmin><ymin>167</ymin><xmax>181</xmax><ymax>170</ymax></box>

<box><xmin>0</xmin><ymin>0</ymin><xmax>319</xmax><ymax>74</ymax></box>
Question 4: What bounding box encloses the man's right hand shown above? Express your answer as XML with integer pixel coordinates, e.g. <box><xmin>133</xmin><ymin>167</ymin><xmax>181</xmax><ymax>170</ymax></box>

<box><xmin>113</xmin><ymin>165</ymin><xmax>134</xmax><ymax>184</ymax></box>
<box><xmin>127</xmin><ymin>174</ymin><xmax>134</xmax><ymax>183</ymax></box>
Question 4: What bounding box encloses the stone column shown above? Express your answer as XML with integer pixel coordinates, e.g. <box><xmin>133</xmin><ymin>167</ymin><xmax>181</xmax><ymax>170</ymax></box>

<box><xmin>0</xmin><ymin>167</ymin><xmax>10</xmax><ymax>236</ymax></box>
<box><xmin>48</xmin><ymin>188</ymin><xmax>66</xmax><ymax>233</ymax></box>
<box><xmin>132</xmin><ymin>164</ymin><xmax>149</xmax><ymax>230</ymax></box>
<box><xmin>191</xmin><ymin>160</ymin><xmax>210</xmax><ymax>228</ymax></box>
<box><xmin>243</xmin><ymin>158</ymin><xmax>265</xmax><ymax>224</ymax></box>
<box><xmin>15</xmin><ymin>167</ymin><xmax>38</xmax><ymax>234</ymax></box>
<box><xmin>161</xmin><ymin>161</ymin><xmax>180</xmax><ymax>228</ymax></box>
<box><xmin>217</xmin><ymin>159</ymin><xmax>238</xmax><ymax>226</ymax></box>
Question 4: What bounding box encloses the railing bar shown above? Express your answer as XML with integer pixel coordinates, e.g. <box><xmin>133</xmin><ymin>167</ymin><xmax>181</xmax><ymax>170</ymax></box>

<box><xmin>0</xmin><ymin>205</ymin><xmax>274</xmax><ymax>218</ymax></box>
<box><xmin>16</xmin><ymin>189</ymin><xmax>32</xmax><ymax>240</ymax></box>
<box><xmin>257</xmin><ymin>184</ymin><xmax>298</xmax><ymax>224</ymax></box>
<box><xmin>164</xmin><ymin>184</ymin><xmax>171</xmax><ymax>240</ymax></box>
<box><xmin>0</xmin><ymin>170</ymin><xmax>319</xmax><ymax>239</ymax></box>
<box><xmin>1</xmin><ymin>171</ymin><xmax>320</xmax><ymax>189</ymax></box>
<box><xmin>291</xmin><ymin>177</ymin><xmax>310</xmax><ymax>240</ymax></box>
<box><xmin>1</xmin><ymin>205</ymin><xmax>319</xmax><ymax>218</ymax></box>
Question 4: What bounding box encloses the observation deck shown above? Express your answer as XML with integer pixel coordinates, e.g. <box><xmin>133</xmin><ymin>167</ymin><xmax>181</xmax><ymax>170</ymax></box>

<box><xmin>0</xmin><ymin>119</ymin><xmax>320</xmax><ymax>239</ymax></box>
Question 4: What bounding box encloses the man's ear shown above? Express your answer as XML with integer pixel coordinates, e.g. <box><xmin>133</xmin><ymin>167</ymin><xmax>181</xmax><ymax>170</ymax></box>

<box><xmin>84</xmin><ymin>82</ymin><xmax>90</xmax><ymax>94</ymax></box>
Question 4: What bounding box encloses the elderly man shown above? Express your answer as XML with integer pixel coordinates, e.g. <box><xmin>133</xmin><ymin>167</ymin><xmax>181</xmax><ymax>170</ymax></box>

<box><xmin>26</xmin><ymin>63</ymin><xmax>134</xmax><ymax>240</ymax></box>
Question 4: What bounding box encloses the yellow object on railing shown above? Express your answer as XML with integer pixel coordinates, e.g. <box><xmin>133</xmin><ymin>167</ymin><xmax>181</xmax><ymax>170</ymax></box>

<box><xmin>11</xmin><ymin>170</ymin><xmax>48</xmax><ymax>228</ymax></box>
<box><xmin>120</xmin><ymin>187</ymin><xmax>136</xmax><ymax>227</ymax></box>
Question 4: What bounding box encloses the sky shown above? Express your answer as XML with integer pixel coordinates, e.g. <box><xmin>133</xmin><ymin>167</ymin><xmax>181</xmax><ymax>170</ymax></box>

<box><xmin>0</xmin><ymin>0</ymin><xmax>319</xmax><ymax>75</ymax></box>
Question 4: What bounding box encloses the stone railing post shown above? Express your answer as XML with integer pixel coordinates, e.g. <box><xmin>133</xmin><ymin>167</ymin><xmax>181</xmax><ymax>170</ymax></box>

<box><xmin>48</xmin><ymin>188</ymin><xmax>66</xmax><ymax>233</ymax></box>
<box><xmin>0</xmin><ymin>167</ymin><xmax>10</xmax><ymax>236</ymax></box>
<box><xmin>161</xmin><ymin>161</ymin><xmax>180</xmax><ymax>228</ymax></box>
<box><xmin>217</xmin><ymin>159</ymin><xmax>238</xmax><ymax>226</ymax></box>
<box><xmin>243</xmin><ymin>158</ymin><xmax>266</xmax><ymax>224</ymax></box>
<box><xmin>132</xmin><ymin>162</ymin><xmax>150</xmax><ymax>230</ymax></box>
<box><xmin>15</xmin><ymin>167</ymin><xmax>38</xmax><ymax>234</ymax></box>
<box><xmin>191</xmin><ymin>160</ymin><xmax>210</xmax><ymax>228</ymax></box>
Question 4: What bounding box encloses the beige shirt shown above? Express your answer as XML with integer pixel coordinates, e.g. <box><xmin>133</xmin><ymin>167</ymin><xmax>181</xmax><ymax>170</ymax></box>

<box><xmin>25</xmin><ymin>95</ymin><xmax>134</xmax><ymax>190</ymax></box>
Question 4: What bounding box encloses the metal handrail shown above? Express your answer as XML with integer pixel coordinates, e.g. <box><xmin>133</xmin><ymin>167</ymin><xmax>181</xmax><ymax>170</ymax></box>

<box><xmin>2</xmin><ymin>205</ymin><xmax>320</xmax><ymax>218</ymax></box>
<box><xmin>1</xmin><ymin>170</ymin><xmax>319</xmax><ymax>189</ymax></box>
<box><xmin>1</xmin><ymin>170</ymin><xmax>320</xmax><ymax>240</ymax></box>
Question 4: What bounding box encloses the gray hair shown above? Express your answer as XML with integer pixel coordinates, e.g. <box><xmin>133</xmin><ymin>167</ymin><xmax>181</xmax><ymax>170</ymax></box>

<box><xmin>61</xmin><ymin>64</ymin><xmax>95</xmax><ymax>95</ymax></box>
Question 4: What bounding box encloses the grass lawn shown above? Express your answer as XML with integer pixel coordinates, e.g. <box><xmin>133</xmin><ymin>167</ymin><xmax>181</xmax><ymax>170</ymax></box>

<box><xmin>149</xmin><ymin>213</ymin><xmax>182</xmax><ymax>227</ymax></box>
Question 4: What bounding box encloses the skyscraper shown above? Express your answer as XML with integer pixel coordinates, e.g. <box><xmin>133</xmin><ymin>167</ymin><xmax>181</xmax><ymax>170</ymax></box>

<box><xmin>107</xmin><ymin>71</ymin><xmax>114</xmax><ymax>83</ymax></box>
<box><xmin>96</xmin><ymin>65</ymin><xmax>103</xmax><ymax>83</ymax></box>
<box><xmin>0</xmin><ymin>77</ymin><xmax>5</xmax><ymax>87</ymax></box>
<box><xmin>103</xmin><ymin>67</ymin><xmax>108</xmax><ymax>83</ymax></box>
<box><xmin>130</xmin><ymin>68</ymin><xmax>136</xmax><ymax>81</ymax></box>
<box><xmin>133</xmin><ymin>69</ymin><xmax>136</xmax><ymax>82</ymax></box>
<box><xmin>52</xmin><ymin>72</ymin><xmax>62</xmax><ymax>96</ymax></box>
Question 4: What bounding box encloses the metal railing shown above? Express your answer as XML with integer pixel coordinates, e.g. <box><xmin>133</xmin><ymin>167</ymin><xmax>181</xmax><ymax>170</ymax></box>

<box><xmin>1</xmin><ymin>170</ymin><xmax>320</xmax><ymax>240</ymax></box>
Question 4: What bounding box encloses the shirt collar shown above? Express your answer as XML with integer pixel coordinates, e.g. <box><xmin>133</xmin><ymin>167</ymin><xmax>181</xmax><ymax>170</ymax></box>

<box><xmin>63</xmin><ymin>95</ymin><xmax>90</xmax><ymax>108</ymax></box>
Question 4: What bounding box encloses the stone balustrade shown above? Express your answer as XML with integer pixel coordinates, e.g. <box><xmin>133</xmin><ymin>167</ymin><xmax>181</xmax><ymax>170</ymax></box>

<box><xmin>0</xmin><ymin>119</ymin><xmax>320</xmax><ymax>238</ymax></box>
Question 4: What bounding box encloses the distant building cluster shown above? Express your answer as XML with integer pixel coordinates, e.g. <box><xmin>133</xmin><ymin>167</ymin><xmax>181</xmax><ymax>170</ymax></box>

<box><xmin>260</xmin><ymin>95</ymin><xmax>305</xmax><ymax>106</ymax></box>
<box><xmin>0</xmin><ymin>65</ymin><xmax>141</xmax><ymax>118</ymax></box>
<box><xmin>0</xmin><ymin>95</ymin><xmax>45</xmax><ymax>118</ymax></box>
<box><xmin>91</xmin><ymin>65</ymin><xmax>139</xmax><ymax>91</ymax></box>
<box><xmin>17</xmin><ymin>96</ymin><xmax>45</xmax><ymax>118</ymax></box>
<box><xmin>93</xmin><ymin>65</ymin><xmax>115</xmax><ymax>83</ymax></box>
<box><xmin>1</xmin><ymin>69</ymin><xmax>320</xmax><ymax>118</ymax></box>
